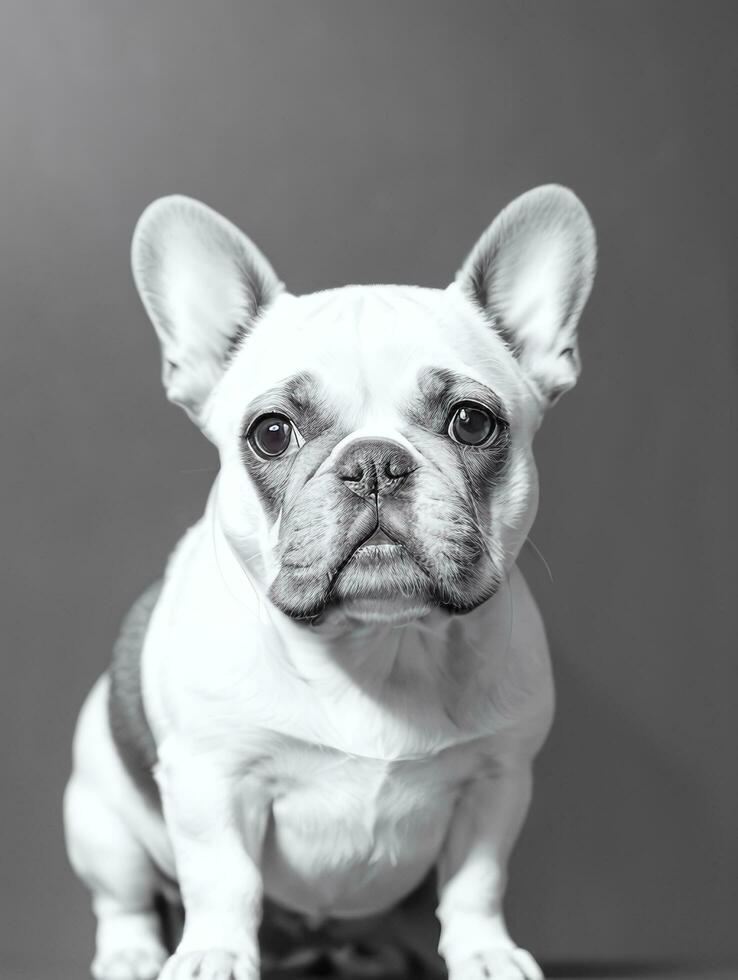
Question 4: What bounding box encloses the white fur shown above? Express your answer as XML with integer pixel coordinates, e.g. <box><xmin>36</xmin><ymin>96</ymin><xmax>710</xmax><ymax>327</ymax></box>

<box><xmin>65</xmin><ymin>187</ymin><xmax>596</xmax><ymax>980</ymax></box>
<box><xmin>457</xmin><ymin>184</ymin><xmax>596</xmax><ymax>403</ymax></box>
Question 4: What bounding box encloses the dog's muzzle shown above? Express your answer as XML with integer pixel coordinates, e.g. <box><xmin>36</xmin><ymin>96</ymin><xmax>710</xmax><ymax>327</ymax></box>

<box><xmin>267</xmin><ymin>432</ymin><xmax>501</xmax><ymax>622</ymax></box>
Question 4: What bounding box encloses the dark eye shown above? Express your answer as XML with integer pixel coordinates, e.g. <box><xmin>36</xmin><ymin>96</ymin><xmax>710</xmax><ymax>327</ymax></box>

<box><xmin>448</xmin><ymin>403</ymin><xmax>499</xmax><ymax>447</ymax></box>
<box><xmin>247</xmin><ymin>414</ymin><xmax>294</xmax><ymax>458</ymax></box>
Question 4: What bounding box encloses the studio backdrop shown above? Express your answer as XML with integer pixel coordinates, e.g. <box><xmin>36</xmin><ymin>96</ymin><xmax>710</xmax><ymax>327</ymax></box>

<box><xmin>1</xmin><ymin>1</ymin><xmax>736</xmax><ymax>976</ymax></box>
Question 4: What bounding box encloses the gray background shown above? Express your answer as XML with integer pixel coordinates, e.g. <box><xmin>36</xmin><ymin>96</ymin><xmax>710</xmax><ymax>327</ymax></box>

<box><xmin>1</xmin><ymin>1</ymin><xmax>736</xmax><ymax>976</ymax></box>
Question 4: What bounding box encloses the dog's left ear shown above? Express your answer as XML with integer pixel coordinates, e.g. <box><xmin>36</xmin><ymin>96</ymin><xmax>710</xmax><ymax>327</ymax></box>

<box><xmin>132</xmin><ymin>195</ymin><xmax>283</xmax><ymax>425</ymax></box>
<box><xmin>456</xmin><ymin>184</ymin><xmax>596</xmax><ymax>405</ymax></box>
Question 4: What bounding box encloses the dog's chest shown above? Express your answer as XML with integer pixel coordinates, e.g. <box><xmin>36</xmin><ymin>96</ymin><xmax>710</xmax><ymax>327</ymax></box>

<box><xmin>246</xmin><ymin>736</ymin><xmax>478</xmax><ymax>917</ymax></box>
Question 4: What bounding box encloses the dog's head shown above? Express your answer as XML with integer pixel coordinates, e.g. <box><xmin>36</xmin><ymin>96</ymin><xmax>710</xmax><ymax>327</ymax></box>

<box><xmin>132</xmin><ymin>187</ymin><xmax>596</xmax><ymax>625</ymax></box>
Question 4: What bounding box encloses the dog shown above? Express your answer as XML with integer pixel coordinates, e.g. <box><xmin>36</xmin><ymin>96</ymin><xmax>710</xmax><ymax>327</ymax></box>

<box><xmin>64</xmin><ymin>185</ymin><xmax>596</xmax><ymax>980</ymax></box>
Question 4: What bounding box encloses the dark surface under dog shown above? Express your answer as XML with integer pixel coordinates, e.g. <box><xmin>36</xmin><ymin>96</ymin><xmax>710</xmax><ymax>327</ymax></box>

<box><xmin>3</xmin><ymin>963</ymin><xmax>735</xmax><ymax>980</ymax></box>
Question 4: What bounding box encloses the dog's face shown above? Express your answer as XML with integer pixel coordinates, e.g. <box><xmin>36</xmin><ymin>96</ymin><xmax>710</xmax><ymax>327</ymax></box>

<box><xmin>132</xmin><ymin>188</ymin><xmax>596</xmax><ymax>625</ymax></box>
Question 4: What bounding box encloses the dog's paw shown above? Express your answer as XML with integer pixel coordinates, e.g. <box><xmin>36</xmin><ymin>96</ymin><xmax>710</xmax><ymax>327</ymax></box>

<box><xmin>448</xmin><ymin>946</ymin><xmax>543</xmax><ymax>980</ymax></box>
<box><xmin>91</xmin><ymin>945</ymin><xmax>167</xmax><ymax>980</ymax></box>
<box><xmin>158</xmin><ymin>949</ymin><xmax>258</xmax><ymax>980</ymax></box>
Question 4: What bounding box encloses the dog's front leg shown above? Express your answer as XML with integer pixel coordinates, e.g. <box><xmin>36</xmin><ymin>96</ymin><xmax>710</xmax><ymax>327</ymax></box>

<box><xmin>155</xmin><ymin>739</ymin><xmax>269</xmax><ymax>980</ymax></box>
<box><xmin>436</xmin><ymin>760</ymin><xmax>542</xmax><ymax>980</ymax></box>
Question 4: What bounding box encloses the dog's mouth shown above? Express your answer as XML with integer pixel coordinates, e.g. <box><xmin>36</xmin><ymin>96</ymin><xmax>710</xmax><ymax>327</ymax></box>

<box><xmin>314</xmin><ymin>523</ymin><xmax>435</xmax><ymax>624</ymax></box>
<box><xmin>329</xmin><ymin>523</ymin><xmax>430</xmax><ymax>603</ymax></box>
<box><xmin>355</xmin><ymin>526</ymin><xmax>396</xmax><ymax>548</ymax></box>
<box><xmin>267</xmin><ymin>497</ymin><xmax>500</xmax><ymax>624</ymax></box>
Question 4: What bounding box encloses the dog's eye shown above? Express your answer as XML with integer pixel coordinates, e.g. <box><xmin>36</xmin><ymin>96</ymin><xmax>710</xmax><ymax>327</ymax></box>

<box><xmin>448</xmin><ymin>403</ymin><xmax>500</xmax><ymax>447</ymax></box>
<box><xmin>248</xmin><ymin>414</ymin><xmax>295</xmax><ymax>458</ymax></box>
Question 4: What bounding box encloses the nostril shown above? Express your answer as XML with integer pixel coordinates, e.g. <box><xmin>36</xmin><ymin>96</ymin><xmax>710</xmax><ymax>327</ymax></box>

<box><xmin>385</xmin><ymin>460</ymin><xmax>412</xmax><ymax>480</ymax></box>
<box><xmin>340</xmin><ymin>466</ymin><xmax>364</xmax><ymax>483</ymax></box>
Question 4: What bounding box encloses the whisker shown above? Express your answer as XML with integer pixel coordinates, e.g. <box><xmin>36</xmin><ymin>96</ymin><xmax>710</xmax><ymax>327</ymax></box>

<box><xmin>210</xmin><ymin>477</ymin><xmax>248</xmax><ymax>607</ymax></box>
<box><xmin>524</xmin><ymin>535</ymin><xmax>554</xmax><ymax>583</ymax></box>
<box><xmin>212</xmin><ymin>476</ymin><xmax>275</xmax><ymax>625</ymax></box>
<box><xmin>504</xmin><ymin>566</ymin><xmax>514</xmax><ymax>659</ymax></box>
<box><xmin>238</xmin><ymin>549</ymin><xmax>265</xmax><ymax>565</ymax></box>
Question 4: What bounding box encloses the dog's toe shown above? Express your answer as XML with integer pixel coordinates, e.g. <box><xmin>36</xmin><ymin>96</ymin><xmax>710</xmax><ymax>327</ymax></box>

<box><xmin>449</xmin><ymin>946</ymin><xmax>543</xmax><ymax>980</ymax></box>
<box><xmin>92</xmin><ymin>945</ymin><xmax>167</xmax><ymax>980</ymax></box>
<box><xmin>159</xmin><ymin>948</ymin><xmax>257</xmax><ymax>980</ymax></box>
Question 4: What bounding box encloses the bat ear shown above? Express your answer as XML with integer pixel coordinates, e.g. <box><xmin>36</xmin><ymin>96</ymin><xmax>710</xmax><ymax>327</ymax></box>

<box><xmin>456</xmin><ymin>185</ymin><xmax>597</xmax><ymax>406</ymax></box>
<box><xmin>132</xmin><ymin>195</ymin><xmax>283</xmax><ymax>426</ymax></box>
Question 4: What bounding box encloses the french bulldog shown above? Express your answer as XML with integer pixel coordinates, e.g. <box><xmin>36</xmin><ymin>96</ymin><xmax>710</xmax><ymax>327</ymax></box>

<box><xmin>64</xmin><ymin>186</ymin><xmax>596</xmax><ymax>980</ymax></box>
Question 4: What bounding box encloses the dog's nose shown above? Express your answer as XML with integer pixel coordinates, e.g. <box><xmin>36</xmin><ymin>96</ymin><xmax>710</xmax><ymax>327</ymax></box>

<box><xmin>335</xmin><ymin>438</ymin><xmax>415</xmax><ymax>500</ymax></box>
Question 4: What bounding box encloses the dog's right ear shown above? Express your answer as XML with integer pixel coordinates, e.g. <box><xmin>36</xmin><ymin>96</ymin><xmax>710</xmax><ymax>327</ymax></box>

<box><xmin>132</xmin><ymin>195</ymin><xmax>283</xmax><ymax>426</ymax></box>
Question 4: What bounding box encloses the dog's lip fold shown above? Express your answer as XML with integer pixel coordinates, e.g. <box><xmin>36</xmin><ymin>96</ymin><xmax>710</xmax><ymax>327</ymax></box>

<box><xmin>357</xmin><ymin>526</ymin><xmax>395</xmax><ymax>547</ymax></box>
<box><xmin>325</xmin><ymin>523</ymin><xmax>406</xmax><ymax>597</ymax></box>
